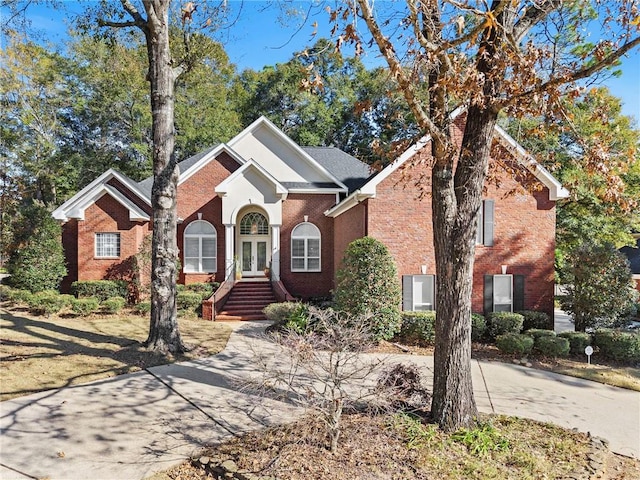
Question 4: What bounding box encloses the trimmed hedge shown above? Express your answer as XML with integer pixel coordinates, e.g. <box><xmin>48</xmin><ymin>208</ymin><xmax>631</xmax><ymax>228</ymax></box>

<box><xmin>176</xmin><ymin>291</ymin><xmax>203</xmax><ymax>311</ymax></box>
<box><xmin>102</xmin><ymin>296</ymin><xmax>126</xmax><ymax>314</ymax></box>
<box><xmin>397</xmin><ymin>311</ymin><xmax>436</xmax><ymax>345</ymax></box>
<box><xmin>524</xmin><ymin>329</ymin><xmax>556</xmax><ymax>341</ymax></box>
<box><xmin>27</xmin><ymin>291</ymin><xmax>67</xmax><ymax>316</ymax></box>
<box><xmin>471</xmin><ymin>313</ymin><xmax>487</xmax><ymax>342</ymax></box>
<box><xmin>593</xmin><ymin>329</ymin><xmax>640</xmax><ymax>363</ymax></box>
<box><xmin>487</xmin><ymin>312</ymin><xmax>524</xmax><ymax>340</ymax></box>
<box><xmin>496</xmin><ymin>333</ymin><xmax>534</xmax><ymax>355</ymax></box>
<box><xmin>71</xmin><ymin>280</ymin><xmax>128</xmax><ymax>302</ymax></box>
<box><xmin>558</xmin><ymin>331</ymin><xmax>592</xmax><ymax>356</ymax></box>
<box><xmin>6</xmin><ymin>288</ymin><xmax>33</xmax><ymax>305</ymax></box>
<box><xmin>71</xmin><ymin>297</ymin><xmax>100</xmax><ymax>316</ymax></box>
<box><xmin>133</xmin><ymin>302</ymin><xmax>151</xmax><ymax>315</ymax></box>
<box><xmin>177</xmin><ymin>282</ymin><xmax>219</xmax><ymax>300</ymax></box>
<box><xmin>535</xmin><ymin>336</ymin><xmax>570</xmax><ymax>357</ymax></box>
<box><xmin>517</xmin><ymin>310</ymin><xmax>551</xmax><ymax>330</ymax></box>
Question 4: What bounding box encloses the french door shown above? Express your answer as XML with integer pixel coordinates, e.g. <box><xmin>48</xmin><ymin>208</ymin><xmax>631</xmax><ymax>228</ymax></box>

<box><xmin>241</xmin><ymin>238</ymin><xmax>268</xmax><ymax>276</ymax></box>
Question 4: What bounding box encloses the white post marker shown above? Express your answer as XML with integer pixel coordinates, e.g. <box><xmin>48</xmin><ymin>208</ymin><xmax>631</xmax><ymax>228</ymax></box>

<box><xmin>585</xmin><ymin>345</ymin><xmax>594</xmax><ymax>365</ymax></box>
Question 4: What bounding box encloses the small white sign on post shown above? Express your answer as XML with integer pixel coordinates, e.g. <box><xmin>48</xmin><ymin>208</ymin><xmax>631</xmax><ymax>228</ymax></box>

<box><xmin>585</xmin><ymin>345</ymin><xmax>594</xmax><ymax>365</ymax></box>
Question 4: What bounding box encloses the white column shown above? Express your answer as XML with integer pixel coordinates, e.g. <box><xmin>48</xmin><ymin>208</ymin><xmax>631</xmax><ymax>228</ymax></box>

<box><xmin>225</xmin><ymin>224</ymin><xmax>234</xmax><ymax>279</ymax></box>
<box><xmin>271</xmin><ymin>224</ymin><xmax>281</xmax><ymax>280</ymax></box>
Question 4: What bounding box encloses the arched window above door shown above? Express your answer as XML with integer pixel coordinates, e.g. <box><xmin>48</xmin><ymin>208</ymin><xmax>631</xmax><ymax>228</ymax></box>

<box><xmin>240</xmin><ymin>212</ymin><xmax>268</xmax><ymax>235</ymax></box>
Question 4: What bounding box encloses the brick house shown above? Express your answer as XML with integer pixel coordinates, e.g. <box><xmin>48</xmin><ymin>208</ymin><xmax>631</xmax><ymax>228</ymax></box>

<box><xmin>53</xmin><ymin>111</ymin><xmax>568</xmax><ymax>319</ymax></box>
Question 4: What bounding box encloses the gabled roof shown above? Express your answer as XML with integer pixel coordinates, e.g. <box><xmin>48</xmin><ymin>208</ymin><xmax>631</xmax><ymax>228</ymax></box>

<box><xmin>326</xmin><ymin>107</ymin><xmax>569</xmax><ymax>218</ymax></box>
<box><xmin>53</xmin><ymin>169</ymin><xmax>151</xmax><ymax>222</ymax></box>
<box><xmin>228</xmin><ymin>116</ymin><xmax>348</xmax><ymax>192</ymax></box>
<box><xmin>215</xmin><ymin>158</ymin><xmax>288</xmax><ymax>199</ymax></box>
<box><xmin>303</xmin><ymin>147</ymin><xmax>373</xmax><ymax>193</ymax></box>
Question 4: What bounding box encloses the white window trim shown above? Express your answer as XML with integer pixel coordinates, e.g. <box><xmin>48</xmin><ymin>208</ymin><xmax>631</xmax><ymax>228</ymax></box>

<box><xmin>493</xmin><ymin>274</ymin><xmax>513</xmax><ymax>312</ymax></box>
<box><xmin>183</xmin><ymin>220</ymin><xmax>217</xmax><ymax>274</ymax></box>
<box><xmin>291</xmin><ymin>222</ymin><xmax>321</xmax><ymax>272</ymax></box>
<box><xmin>95</xmin><ymin>233</ymin><xmax>121</xmax><ymax>259</ymax></box>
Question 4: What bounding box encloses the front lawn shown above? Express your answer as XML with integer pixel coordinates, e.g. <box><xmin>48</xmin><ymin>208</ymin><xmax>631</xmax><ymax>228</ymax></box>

<box><xmin>0</xmin><ymin>305</ymin><xmax>232</xmax><ymax>401</ymax></box>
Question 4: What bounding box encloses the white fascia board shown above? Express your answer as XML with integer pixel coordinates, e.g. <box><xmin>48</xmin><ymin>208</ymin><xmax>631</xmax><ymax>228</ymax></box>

<box><xmin>288</xmin><ymin>187</ymin><xmax>345</xmax><ymax>194</ymax></box>
<box><xmin>178</xmin><ymin>144</ymin><xmax>246</xmax><ymax>186</ymax></box>
<box><xmin>324</xmin><ymin>190</ymin><xmax>375</xmax><ymax>218</ymax></box>
<box><xmin>56</xmin><ymin>184</ymin><xmax>150</xmax><ymax>222</ymax></box>
<box><xmin>215</xmin><ymin>158</ymin><xmax>288</xmax><ymax>198</ymax></box>
<box><xmin>228</xmin><ymin>116</ymin><xmax>349</xmax><ymax>191</ymax></box>
<box><xmin>52</xmin><ymin>168</ymin><xmax>149</xmax><ymax>222</ymax></box>
<box><xmin>493</xmin><ymin>124</ymin><xmax>570</xmax><ymax>200</ymax></box>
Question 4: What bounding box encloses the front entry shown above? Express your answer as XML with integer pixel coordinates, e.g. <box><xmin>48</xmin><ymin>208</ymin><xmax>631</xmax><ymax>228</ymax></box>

<box><xmin>241</xmin><ymin>238</ymin><xmax>268</xmax><ymax>276</ymax></box>
<box><xmin>238</xmin><ymin>211</ymin><xmax>271</xmax><ymax>277</ymax></box>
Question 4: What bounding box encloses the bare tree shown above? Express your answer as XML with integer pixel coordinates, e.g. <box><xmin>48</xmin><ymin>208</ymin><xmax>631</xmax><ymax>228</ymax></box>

<box><xmin>247</xmin><ymin>308</ymin><xmax>391</xmax><ymax>453</ymax></box>
<box><xmin>331</xmin><ymin>0</ymin><xmax>640</xmax><ymax>431</ymax></box>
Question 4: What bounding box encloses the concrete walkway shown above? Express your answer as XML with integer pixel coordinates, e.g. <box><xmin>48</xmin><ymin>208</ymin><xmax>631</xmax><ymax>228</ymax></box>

<box><xmin>1</xmin><ymin>323</ymin><xmax>638</xmax><ymax>480</ymax></box>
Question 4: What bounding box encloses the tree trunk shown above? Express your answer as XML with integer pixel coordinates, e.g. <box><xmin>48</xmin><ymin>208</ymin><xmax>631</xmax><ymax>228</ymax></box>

<box><xmin>142</xmin><ymin>0</ymin><xmax>185</xmax><ymax>354</ymax></box>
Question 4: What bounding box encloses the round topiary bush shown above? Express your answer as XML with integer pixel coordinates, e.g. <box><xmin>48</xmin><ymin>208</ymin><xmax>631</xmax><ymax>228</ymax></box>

<box><xmin>71</xmin><ymin>297</ymin><xmax>100</xmax><ymax>316</ymax></box>
<box><xmin>396</xmin><ymin>311</ymin><xmax>436</xmax><ymax>345</ymax></box>
<box><xmin>534</xmin><ymin>336</ymin><xmax>570</xmax><ymax>357</ymax></box>
<box><xmin>558</xmin><ymin>331</ymin><xmax>592</xmax><ymax>356</ymax></box>
<box><xmin>334</xmin><ymin>237</ymin><xmax>402</xmax><ymax>342</ymax></box>
<box><xmin>496</xmin><ymin>333</ymin><xmax>534</xmax><ymax>355</ymax></box>
<box><xmin>102</xmin><ymin>296</ymin><xmax>127</xmax><ymax>314</ymax></box>
<box><xmin>524</xmin><ymin>329</ymin><xmax>556</xmax><ymax>341</ymax></box>
<box><xmin>487</xmin><ymin>312</ymin><xmax>524</xmax><ymax>341</ymax></box>
<box><xmin>593</xmin><ymin>329</ymin><xmax>640</xmax><ymax>363</ymax></box>
<box><xmin>471</xmin><ymin>313</ymin><xmax>487</xmax><ymax>342</ymax></box>
<box><xmin>517</xmin><ymin>310</ymin><xmax>551</xmax><ymax>330</ymax></box>
<box><xmin>27</xmin><ymin>291</ymin><xmax>67</xmax><ymax>317</ymax></box>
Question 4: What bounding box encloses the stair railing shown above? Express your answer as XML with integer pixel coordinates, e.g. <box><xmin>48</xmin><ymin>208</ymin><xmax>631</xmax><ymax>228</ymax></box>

<box><xmin>212</xmin><ymin>259</ymin><xmax>237</xmax><ymax>321</ymax></box>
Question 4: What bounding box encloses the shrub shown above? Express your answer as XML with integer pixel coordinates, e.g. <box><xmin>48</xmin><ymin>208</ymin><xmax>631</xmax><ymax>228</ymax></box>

<box><xmin>471</xmin><ymin>313</ymin><xmax>487</xmax><ymax>342</ymax></box>
<box><xmin>496</xmin><ymin>333</ymin><xmax>534</xmax><ymax>355</ymax></box>
<box><xmin>524</xmin><ymin>329</ymin><xmax>556</xmax><ymax>341</ymax></box>
<box><xmin>176</xmin><ymin>291</ymin><xmax>202</xmax><ymax>311</ymax></box>
<box><xmin>558</xmin><ymin>331</ymin><xmax>592</xmax><ymax>356</ymax></box>
<box><xmin>71</xmin><ymin>280</ymin><xmax>128</xmax><ymax>302</ymax></box>
<box><xmin>284</xmin><ymin>303</ymin><xmax>310</xmax><ymax>333</ymax></box>
<box><xmin>263</xmin><ymin>302</ymin><xmax>300</xmax><ymax>323</ymax></box>
<box><xmin>561</xmin><ymin>242</ymin><xmax>638</xmax><ymax>331</ymax></box>
<box><xmin>6</xmin><ymin>204</ymin><xmax>67</xmax><ymax>293</ymax></box>
<box><xmin>487</xmin><ymin>312</ymin><xmax>524</xmax><ymax>341</ymax></box>
<box><xmin>133</xmin><ymin>301</ymin><xmax>151</xmax><ymax>315</ymax></box>
<box><xmin>6</xmin><ymin>288</ymin><xmax>33</xmax><ymax>305</ymax></box>
<box><xmin>177</xmin><ymin>282</ymin><xmax>219</xmax><ymax>300</ymax></box>
<box><xmin>27</xmin><ymin>291</ymin><xmax>67</xmax><ymax>316</ymax></box>
<box><xmin>102</xmin><ymin>296</ymin><xmax>126</xmax><ymax>314</ymax></box>
<box><xmin>593</xmin><ymin>329</ymin><xmax>640</xmax><ymax>363</ymax></box>
<box><xmin>396</xmin><ymin>311</ymin><xmax>436</xmax><ymax>345</ymax></box>
<box><xmin>517</xmin><ymin>310</ymin><xmax>551</xmax><ymax>330</ymax></box>
<box><xmin>334</xmin><ymin>237</ymin><xmax>402</xmax><ymax>342</ymax></box>
<box><xmin>71</xmin><ymin>297</ymin><xmax>100</xmax><ymax>316</ymax></box>
<box><xmin>535</xmin><ymin>336</ymin><xmax>570</xmax><ymax>357</ymax></box>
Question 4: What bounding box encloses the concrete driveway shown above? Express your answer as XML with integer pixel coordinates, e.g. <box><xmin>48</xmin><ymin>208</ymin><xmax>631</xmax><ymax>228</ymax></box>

<box><xmin>1</xmin><ymin>322</ymin><xmax>638</xmax><ymax>480</ymax></box>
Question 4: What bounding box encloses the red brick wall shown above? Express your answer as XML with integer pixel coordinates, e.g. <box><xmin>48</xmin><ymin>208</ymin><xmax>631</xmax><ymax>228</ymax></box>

<box><xmin>60</xmin><ymin>219</ymin><xmax>78</xmax><ymax>293</ymax></box>
<box><xmin>333</xmin><ymin>202</ymin><xmax>366</xmax><ymax>272</ymax></box>
<box><xmin>76</xmin><ymin>195</ymin><xmax>149</xmax><ymax>284</ymax></box>
<box><xmin>365</xmin><ymin>128</ymin><xmax>556</xmax><ymax>317</ymax></box>
<box><xmin>177</xmin><ymin>151</ymin><xmax>239</xmax><ymax>284</ymax></box>
<box><xmin>280</xmin><ymin>193</ymin><xmax>336</xmax><ymax>299</ymax></box>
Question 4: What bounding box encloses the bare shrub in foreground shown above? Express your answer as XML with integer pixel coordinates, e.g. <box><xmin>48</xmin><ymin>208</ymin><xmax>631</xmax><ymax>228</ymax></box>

<box><xmin>247</xmin><ymin>307</ymin><xmax>388</xmax><ymax>453</ymax></box>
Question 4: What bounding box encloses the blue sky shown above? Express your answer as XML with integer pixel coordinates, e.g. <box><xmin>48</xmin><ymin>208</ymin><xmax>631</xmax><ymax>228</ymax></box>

<box><xmin>11</xmin><ymin>1</ymin><xmax>640</xmax><ymax>121</ymax></box>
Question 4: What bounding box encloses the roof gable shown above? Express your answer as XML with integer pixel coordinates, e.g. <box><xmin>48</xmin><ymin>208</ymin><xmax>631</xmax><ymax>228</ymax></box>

<box><xmin>228</xmin><ymin>116</ymin><xmax>348</xmax><ymax>192</ymax></box>
<box><xmin>53</xmin><ymin>169</ymin><xmax>151</xmax><ymax>222</ymax></box>
<box><xmin>215</xmin><ymin>159</ymin><xmax>288</xmax><ymax>199</ymax></box>
<box><xmin>326</xmin><ymin>107</ymin><xmax>569</xmax><ymax>218</ymax></box>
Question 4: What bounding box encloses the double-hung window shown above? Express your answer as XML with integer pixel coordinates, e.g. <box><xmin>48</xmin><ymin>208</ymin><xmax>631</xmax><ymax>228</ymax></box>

<box><xmin>484</xmin><ymin>274</ymin><xmax>525</xmax><ymax>315</ymax></box>
<box><xmin>402</xmin><ymin>275</ymin><xmax>436</xmax><ymax>311</ymax></box>
<box><xmin>183</xmin><ymin>220</ymin><xmax>217</xmax><ymax>273</ymax></box>
<box><xmin>291</xmin><ymin>223</ymin><xmax>321</xmax><ymax>272</ymax></box>
<box><xmin>95</xmin><ymin>233</ymin><xmax>120</xmax><ymax>258</ymax></box>
<box><xmin>476</xmin><ymin>199</ymin><xmax>494</xmax><ymax>246</ymax></box>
